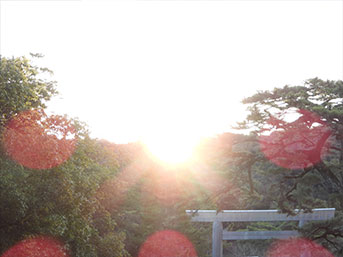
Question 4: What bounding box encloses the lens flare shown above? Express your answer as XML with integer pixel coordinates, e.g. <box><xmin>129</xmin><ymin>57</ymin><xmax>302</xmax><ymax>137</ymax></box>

<box><xmin>3</xmin><ymin>109</ymin><xmax>76</xmax><ymax>170</ymax></box>
<box><xmin>141</xmin><ymin>167</ymin><xmax>194</xmax><ymax>206</ymax></box>
<box><xmin>259</xmin><ymin>109</ymin><xmax>331</xmax><ymax>170</ymax></box>
<box><xmin>138</xmin><ymin>230</ymin><xmax>198</xmax><ymax>257</ymax></box>
<box><xmin>267</xmin><ymin>238</ymin><xmax>333</xmax><ymax>257</ymax></box>
<box><xmin>1</xmin><ymin>236</ymin><xmax>69</xmax><ymax>257</ymax></box>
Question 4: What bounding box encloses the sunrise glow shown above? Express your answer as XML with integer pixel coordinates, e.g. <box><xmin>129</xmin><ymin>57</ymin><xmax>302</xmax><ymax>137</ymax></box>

<box><xmin>142</xmin><ymin>131</ymin><xmax>201</xmax><ymax>164</ymax></box>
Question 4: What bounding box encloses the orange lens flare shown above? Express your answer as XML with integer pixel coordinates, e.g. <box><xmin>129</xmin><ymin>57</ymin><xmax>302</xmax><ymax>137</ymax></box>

<box><xmin>3</xmin><ymin>109</ymin><xmax>76</xmax><ymax>170</ymax></box>
<box><xmin>1</xmin><ymin>236</ymin><xmax>69</xmax><ymax>257</ymax></box>
<box><xmin>138</xmin><ymin>230</ymin><xmax>198</xmax><ymax>257</ymax></box>
<box><xmin>267</xmin><ymin>238</ymin><xmax>333</xmax><ymax>257</ymax></box>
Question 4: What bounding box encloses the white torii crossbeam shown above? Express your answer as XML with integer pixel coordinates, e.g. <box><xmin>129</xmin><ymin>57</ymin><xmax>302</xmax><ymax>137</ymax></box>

<box><xmin>186</xmin><ymin>208</ymin><xmax>335</xmax><ymax>257</ymax></box>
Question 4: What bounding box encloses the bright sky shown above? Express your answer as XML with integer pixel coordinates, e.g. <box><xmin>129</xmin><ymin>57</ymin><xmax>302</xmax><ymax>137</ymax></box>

<box><xmin>1</xmin><ymin>0</ymin><xmax>342</xmax><ymax>148</ymax></box>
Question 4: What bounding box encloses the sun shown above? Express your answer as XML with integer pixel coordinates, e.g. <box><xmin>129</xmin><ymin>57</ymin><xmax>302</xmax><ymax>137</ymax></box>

<box><xmin>142</xmin><ymin>131</ymin><xmax>200</xmax><ymax>165</ymax></box>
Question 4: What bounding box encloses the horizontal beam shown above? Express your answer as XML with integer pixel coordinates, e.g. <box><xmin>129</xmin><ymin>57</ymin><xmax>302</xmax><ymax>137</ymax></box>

<box><xmin>186</xmin><ymin>208</ymin><xmax>335</xmax><ymax>222</ymax></box>
<box><xmin>222</xmin><ymin>230</ymin><xmax>300</xmax><ymax>240</ymax></box>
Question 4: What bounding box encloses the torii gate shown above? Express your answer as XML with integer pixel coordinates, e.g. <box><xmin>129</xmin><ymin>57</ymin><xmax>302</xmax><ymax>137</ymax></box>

<box><xmin>186</xmin><ymin>208</ymin><xmax>335</xmax><ymax>257</ymax></box>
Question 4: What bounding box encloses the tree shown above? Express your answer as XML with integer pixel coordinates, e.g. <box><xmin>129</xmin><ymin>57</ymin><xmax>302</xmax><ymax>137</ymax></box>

<box><xmin>0</xmin><ymin>54</ymin><xmax>212</xmax><ymax>257</ymax></box>
<box><xmin>0</xmin><ymin>54</ymin><xmax>57</xmax><ymax>128</ymax></box>
<box><xmin>97</xmin><ymin>141</ymin><xmax>213</xmax><ymax>257</ymax></box>
<box><xmin>0</xmin><ymin>55</ymin><xmax>128</xmax><ymax>257</ymax></box>
<box><xmin>235</xmin><ymin>78</ymin><xmax>343</xmax><ymax>255</ymax></box>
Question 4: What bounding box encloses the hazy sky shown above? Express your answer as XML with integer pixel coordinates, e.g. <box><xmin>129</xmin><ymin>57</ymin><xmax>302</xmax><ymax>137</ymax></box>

<box><xmin>1</xmin><ymin>0</ymin><xmax>342</xmax><ymax>144</ymax></box>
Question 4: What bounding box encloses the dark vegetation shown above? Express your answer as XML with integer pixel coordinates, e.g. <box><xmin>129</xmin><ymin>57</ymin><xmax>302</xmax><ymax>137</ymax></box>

<box><xmin>1</xmin><ymin>55</ymin><xmax>343</xmax><ymax>256</ymax></box>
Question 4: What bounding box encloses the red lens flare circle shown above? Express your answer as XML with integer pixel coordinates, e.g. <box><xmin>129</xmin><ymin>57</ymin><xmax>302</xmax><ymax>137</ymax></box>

<box><xmin>138</xmin><ymin>230</ymin><xmax>198</xmax><ymax>257</ymax></box>
<box><xmin>267</xmin><ymin>238</ymin><xmax>333</xmax><ymax>257</ymax></box>
<box><xmin>259</xmin><ymin>110</ymin><xmax>331</xmax><ymax>170</ymax></box>
<box><xmin>3</xmin><ymin>109</ymin><xmax>76</xmax><ymax>170</ymax></box>
<box><xmin>1</xmin><ymin>236</ymin><xmax>69</xmax><ymax>257</ymax></box>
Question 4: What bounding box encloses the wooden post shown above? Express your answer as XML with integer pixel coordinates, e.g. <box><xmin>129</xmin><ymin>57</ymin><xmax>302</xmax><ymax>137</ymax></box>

<box><xmin>298</xmin><ymin>219</ymin><xmax>307</xmax><ymax>228</ymax></box>
<box><xmin>299</xmin><ymin>219</ymin><xmax>308</xmax><ymax>257</ymax></box>
<box><xmin>212</xmin><ymin>221</ymin><xmax>223</xmax><ymax>257</ymax></box>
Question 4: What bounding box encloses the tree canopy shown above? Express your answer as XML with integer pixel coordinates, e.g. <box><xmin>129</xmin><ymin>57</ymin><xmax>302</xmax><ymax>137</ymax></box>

<box><xmin>0</xmin><ymin>55</ymin><xmax>128</xmax><ymax>257</ymax></box>
<box><xmin>232</xmin><ymin>78</ymin><xmax>343</xmax><ymax>255</ymax></box>
<box><xmin>0</xmin><ymin>54</ymin><xmax>57</xmax><ymax>128</ymax></box>
<box><xmin>1</xmin><ymin>54</ymin><xmax>342</xmax><ymax>256</ymax></box>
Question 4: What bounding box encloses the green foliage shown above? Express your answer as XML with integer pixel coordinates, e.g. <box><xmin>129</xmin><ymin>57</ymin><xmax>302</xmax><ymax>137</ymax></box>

<box><xmin>0</xmin><ymin>55</ymin><xmax>128</xmax><ymax>257</ymax></box>
<box><xmin>105</xmin><ymin>151</ymin><xmax>213</xmax><ymax>257</ymax></box>
<box><xmin>0</xmin><ymin>123</ymin><xmax>129</xmax><ymax>256</ymax></box>
<box><xmin>0</xmin><ymin>54</ymin><xmax>57</xmax><ymax>128</ymax></box>
<box><xmin>4</xmin><ymin>54</ymin><xmax>342</xmax><ymax>256</ymax></box>
<box><xmin>233</xmin><ymin>78</ymin><xmax>343</xmax><ymax>255</ymax></box>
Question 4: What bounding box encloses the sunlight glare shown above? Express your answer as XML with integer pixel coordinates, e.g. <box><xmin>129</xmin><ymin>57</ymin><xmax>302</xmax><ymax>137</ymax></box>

<box><xmin>143</xmin><ymin>131</ymin><xmax>200</xmax><ymax>164</ymax></box>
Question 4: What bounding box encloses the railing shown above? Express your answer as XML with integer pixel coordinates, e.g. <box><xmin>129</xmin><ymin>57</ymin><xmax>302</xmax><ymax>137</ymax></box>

<box><xmin>186</xmin><ymin>208</ymin><xmax>335</xmax><ymax>257</ymax></box>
